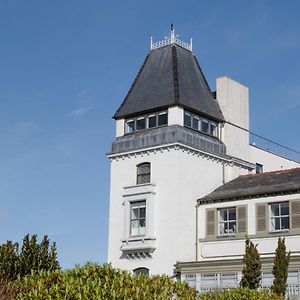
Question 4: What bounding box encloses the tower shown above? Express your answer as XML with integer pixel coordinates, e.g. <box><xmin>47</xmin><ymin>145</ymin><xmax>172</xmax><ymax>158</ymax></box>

<box><xmin>107</xmin><ymin>28</ymin><xmax>260</xmax><ymax>275</ymax></box>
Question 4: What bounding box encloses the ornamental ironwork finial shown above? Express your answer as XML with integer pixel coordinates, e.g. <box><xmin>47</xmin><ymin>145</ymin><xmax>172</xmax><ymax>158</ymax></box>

<box><xmin>150</xmin><ymin>26</ymin><xmax>192</xmax><ymax>52</ymax></box>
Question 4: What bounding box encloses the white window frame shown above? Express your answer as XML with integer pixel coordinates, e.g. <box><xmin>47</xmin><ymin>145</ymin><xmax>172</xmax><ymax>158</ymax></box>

<box><xmin>218</xmin><ymin>207</ymin><xmax>236</xmax><ymax>236</ymax></box>
<box><xmin>130</xmin><ymin>200</ymin><xmax>146</xmax><ymax>237</ymax></box>
<box><xmin>269</xmin><ymin>202</ymin><xmax>290</xmax><ymax>232</ymax></box>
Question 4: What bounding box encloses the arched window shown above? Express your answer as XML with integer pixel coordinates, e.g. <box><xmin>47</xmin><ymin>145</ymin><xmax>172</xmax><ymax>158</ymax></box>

<box><xmin>137</xmin><ymin>163</ymin><xmax>151</xmax><ymax>184</ymax></box>
<box><xmin>133</xmin><ymin>267</ymin><xmax>149</xmax><ymax>276</ymax></box>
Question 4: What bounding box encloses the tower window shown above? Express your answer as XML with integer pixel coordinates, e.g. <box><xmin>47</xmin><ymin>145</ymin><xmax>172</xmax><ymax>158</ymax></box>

<box><xmin>256</xmin><ymin>163</ymin><xmax>263</xmax><ymax>174</ymax></box>
<box><xmin>125</xmin><ymin>111</ymin><xmax>168</xmax><ymax>133</ymax></box>
<box><xmin>158</xmin><ymin>112</ymin><xmax>168</xmax><ymax>126</ymax></box>
<box><xmin>184</xmin><ymin>110</ymin><xmax>219</xmax><ymax>138</ymax></box>
<box><xmin>137</xmin><ymin>163</ymin><xmax>151</xmax><ymax>184</ymax></box>
<box><xmin>130</xmin><ymin>201</ymin><xmax>146</xmax><ymax>236</ymax></box>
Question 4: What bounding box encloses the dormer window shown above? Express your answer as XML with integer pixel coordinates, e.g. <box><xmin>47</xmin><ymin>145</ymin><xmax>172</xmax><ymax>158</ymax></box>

<box><xmin>184</xmin><ymin>110</ymin><xmax>219</xmax><ymax>138</ymax></box>
<box><xmin>125</xmin><ymin>111</ymin><xmax>168</xmax><ymax>133</ymax></box>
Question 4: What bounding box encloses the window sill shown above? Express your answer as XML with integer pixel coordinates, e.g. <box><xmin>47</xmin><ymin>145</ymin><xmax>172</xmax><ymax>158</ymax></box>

<box><xmin>120</xmin><ymin>237</ymin><xmax>156</xmax><ymax>254</ymax></box>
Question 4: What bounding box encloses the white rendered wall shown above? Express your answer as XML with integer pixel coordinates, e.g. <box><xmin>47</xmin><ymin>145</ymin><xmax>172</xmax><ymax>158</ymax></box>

<box><xmin>217</xmin><ymin>77</ymin><xmax>249</xmax><ymax>161</ymax></box>
<box><xmin>168</xmin><ymin>106</ymin><xmax>184</xmax><ymax>126</ymax></box>
<box><xmin>249</xmin><ymin>145</ymin><xmax>300</xmax><ymax>171</ymax></box>
<box><xmin>116</xmin><ymin>119</ymin><xmax>125</xmax><ymax>137</ymax></box>
<box><xmin>197</xmin><ymin>193</ymin><xmax>300</xmax><ymax>261</ymax></box>
<box><xmin>107</xmin><ymin>147</ymin><xmax>252</xmax><ymax>275</ymax></box>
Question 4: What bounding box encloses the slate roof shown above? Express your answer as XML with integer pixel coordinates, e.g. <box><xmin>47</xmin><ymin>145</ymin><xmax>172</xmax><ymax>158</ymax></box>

<box><xmin>198</xmin><ymin>168</ymin><xmax>300</xmax><ymax>203</ymax></box>
<box><xmin>114</xmin><ymin>44</ymin><xmax>224</xmax><ymax>121</ymax></box>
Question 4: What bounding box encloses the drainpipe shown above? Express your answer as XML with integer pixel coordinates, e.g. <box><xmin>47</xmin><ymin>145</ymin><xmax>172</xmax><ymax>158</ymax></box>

<box><xmin>195</xmin><ymin>204</ymin><xmax>198</xmax><ymax>261</ymax></box>
<box><xmin>220</xmin><ymin>122</ymin><xmax>226</xmax><ymax>185</ymax></box>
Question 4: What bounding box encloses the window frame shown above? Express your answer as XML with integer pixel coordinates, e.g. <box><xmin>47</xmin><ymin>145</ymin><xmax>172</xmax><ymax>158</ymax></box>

<box><xmin>136</xmin><ymin>162</ymin><xmax>151</xmax><ymax>185</ymax></box>
<box><xmin>130</xmin><ymin>200</ymin><xmax>146</xmax><ymax>237</ymax></box>
<box><xmin>218</xmin><ymin>207</ymin><xmax>237</xmax><ymax>236</ymax></box>
<box><xmin>269</xmin><ymin>201</ymin><xmax>290</xmax><ymax>233</ymax></box>
<box><xmin>125</xmin><ymin>111</ymin><xmax>168</xmax><ymax>134</ymax></box>
<box><xmin>183</xmin><ymin>110</ymin><xmax>219</xmax><ymax>138</ymax></box>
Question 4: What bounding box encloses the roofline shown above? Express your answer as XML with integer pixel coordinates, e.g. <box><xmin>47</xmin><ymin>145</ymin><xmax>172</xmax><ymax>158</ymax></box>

<box><xmin>197</xmin><ymin>188</ymin><xmax>300</xmax><ymax>205</ymax></box>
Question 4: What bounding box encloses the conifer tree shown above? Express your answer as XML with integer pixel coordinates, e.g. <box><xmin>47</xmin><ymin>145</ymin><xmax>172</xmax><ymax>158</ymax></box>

<box><xmin>271</xmin><ymin>237</ymin><xmax>291</xmax><ymax>296</ymax></box>
<box><xmin>240</xmin><ymin>237</ymin><xmax>262</xmax><ymax>289</ymax></box>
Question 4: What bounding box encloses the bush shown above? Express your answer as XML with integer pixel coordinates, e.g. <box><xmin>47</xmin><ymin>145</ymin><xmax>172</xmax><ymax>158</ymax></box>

<box><xmin>15</xmin><ymin>263</ymin><xmax>197</xmax><ymax>299</ymax></box>
<box><xmin>0</xmin><ymin>234</ymin><xmax>60</xmax><ymax>281</ymax></box>
<box><xmin>200</xmin><ymin>288</ymin><xmax>283</xmax><ymax>300</ymax></box>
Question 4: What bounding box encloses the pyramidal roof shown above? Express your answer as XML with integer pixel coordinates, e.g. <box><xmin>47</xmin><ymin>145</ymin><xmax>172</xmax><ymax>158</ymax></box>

<box><xmin>114</xmin><ymin>29</ymin><xmax>224</xmax><ymax>121</ymax></box>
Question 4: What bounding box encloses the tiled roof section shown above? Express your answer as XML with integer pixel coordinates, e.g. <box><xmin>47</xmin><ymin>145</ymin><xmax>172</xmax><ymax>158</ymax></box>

<box><xmin>199</xmin><ymin>168</ymin><xmax>300</xmax><ymax>203</ymax></box>
<box><xmin>114</xmin><ymin>44</ymin><xmax>224</xmax><ymax>121</ymax></box>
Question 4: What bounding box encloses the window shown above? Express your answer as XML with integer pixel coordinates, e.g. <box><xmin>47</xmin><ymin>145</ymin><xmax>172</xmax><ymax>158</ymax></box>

<box><xmin>130</xmin><ymin>201</ymin><xmax>146</xmax><ymax>236</ymax></box>
<box><xmin>256</xmin><ymin>163</ymin><xmax>263</xmax><ymax>174</ymax></box>
<box><xmin>183</xmin><ymin>110</ymin><xmax>219</xmax><ymax>138</ymax></box>
<box><xmin>184</xmin><ymin>112</ymin><xmax>192</xmax><ymax>127</ymax></box>
<box><xmin>218</xmin><ymin>207</ymin><xmax>236</xmax><ymax>236</ymax></box>
<box><xmin>158</xmin><ymin>112</ymin><xmax>168</xmax><ymax>126</ymax></box>
<box><xmin>137</xmin><ymin>163</ymin><xmax>151</xmax><ymax>184</ymax></box>
<box><xmin>185</xmin><ymin>275</ymin><xmax>196</xmax><ymax>288</ymax></box>
<box><xmin>126</xmin><ymin>120</ymin><xmax>135</xmax><ymax>133</ymax></box>
<box><xmin>148</xmin><ymin>115</ymin><xmax>157</xmax><ymax>128</ymax></box>
<box><xmin>133</xmin><ymin>267</ymin><xmax>149</xmax><ymax>276</ymax></box>
<box><xmin>269</xmin><ymin>202</ymin><xmax>290</xmax><ymax>232</ymax></box>
<box><xmin>125</xmin><ymin>111</ymin><xmax>168</xmax><ymax>133</ymax></box>
<box><xmin>136</xmin><ymin>117</ymin><xmax>146</xmax><ymax>130</ymax></box>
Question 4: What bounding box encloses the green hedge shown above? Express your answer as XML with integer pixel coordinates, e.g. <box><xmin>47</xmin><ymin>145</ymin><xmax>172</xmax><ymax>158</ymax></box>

<box><xmin>13</xmin><ymin>263</ymin><xmax>284</xmax><ymax>299</ymax></box>
<box><xmin>15</xmin><ymin>263</ymin><xmax>196</xmax><ymax>299</ymax></box>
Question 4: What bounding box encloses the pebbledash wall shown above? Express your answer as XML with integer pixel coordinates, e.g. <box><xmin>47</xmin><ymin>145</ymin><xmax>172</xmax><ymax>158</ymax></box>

<box><xmin>107</xmin><ymin>30</ymin><xmax>300</xmax><ymax>279</ymax></box>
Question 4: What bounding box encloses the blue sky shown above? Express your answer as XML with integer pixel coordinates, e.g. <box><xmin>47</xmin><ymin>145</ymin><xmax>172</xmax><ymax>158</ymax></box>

<box><xmin>0</xmin><ymin>1</ymin><xmax>299</xmax><ymax>269</ymax></box>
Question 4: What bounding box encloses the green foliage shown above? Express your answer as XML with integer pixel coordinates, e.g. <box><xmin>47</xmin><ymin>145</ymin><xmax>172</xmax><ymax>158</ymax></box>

<box><xmin>240</xmin><ymin>237</ymin><xmax>262</xmax><ymax>289</ymax></box>
<box><xmin>271</xmin><ymin>237</ymin><xmax>291</xmax><ymax>296</ymax></box>
<box><xmin>0</xmin><ymin>234</ymin><xmax>60</xmax><ymax>281</ymax></box>
<box><xmin>16</xmin><ymin>263</ymin><xmax>197</xmax><ymax>300</ymax></box>
<box><xmin>200</xmin><ymin>288</ymin><xmax>283</xmax><ymax>300</ymax></box>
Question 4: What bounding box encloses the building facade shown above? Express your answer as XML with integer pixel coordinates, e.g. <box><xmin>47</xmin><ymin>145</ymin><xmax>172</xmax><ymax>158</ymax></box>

<box><xmin>107</xmin><ymin>28</ymin><xmax>300</xmax><ymax>290</ymax></box>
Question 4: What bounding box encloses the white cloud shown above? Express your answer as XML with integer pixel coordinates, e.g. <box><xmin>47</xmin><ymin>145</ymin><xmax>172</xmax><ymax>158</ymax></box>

<box><xmin>12</xmin><ymin>121</ymin><xmax>39</xmax><ymax>135</ymax></box>
<box><xmin>68</xmin><ymin>106</ymin><xmax>93</xmax><ymax>119</ymax></box>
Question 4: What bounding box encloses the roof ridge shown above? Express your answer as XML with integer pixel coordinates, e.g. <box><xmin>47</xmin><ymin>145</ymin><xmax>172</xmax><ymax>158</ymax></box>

<box><xmin>240</xmin><ymin>167</ymin><xmax>300</xmax><ymax>178</ymax></box>
<box><xmin>171</xmin><ymin>45</ymin><xmax>180</xmax><ymax>103</ymax></box>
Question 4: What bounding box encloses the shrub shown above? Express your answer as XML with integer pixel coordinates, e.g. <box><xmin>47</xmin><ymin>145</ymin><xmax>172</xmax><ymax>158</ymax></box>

<box><xmin>200</xmin><ymin>288</ymin><xmax>283</xmax><ymax>300</ymax></box>
<box><xmin>16</xmin><ymin>263</ymin><xmax>197</xmax><ymax>299</ymax></box>
<box><xmin>240</xmin><ymin>237</ymin><xmax>262</xmax><ymax>289</ymax></box>
<box><xmin>0</xmin><ymin>234</ymin><xmax>60</xmax><ymax>281</ymax></box>
<box><xmin>272</xmin><ymin>237</ymin><xmax>291</xmax><ymax>296</ymax></box>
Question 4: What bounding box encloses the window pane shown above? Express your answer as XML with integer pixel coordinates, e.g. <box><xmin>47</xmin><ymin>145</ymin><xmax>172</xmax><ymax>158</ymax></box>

<box><xmin>131</xmin><ymin>220</ymin><xmax>139</xmax><ymax>236</ymax></box>
<box><xmin>219</xmin><ymin>209</ymin><xmax>227</xmax><ymax>222</ymax></box>
<box><xmin>192</xmin><ymin>117</ymin><xmax>199</xmax><ymax>130</ymax></box>
<box><xmin>228</xmin><ymin>209</ymin><xmax>236</xmax><ymax>221</ymax></box>
<box><xmin>126</xmin><ymin>121</ymin><xmax>135</xmax><ymax>133</ymax></box>
<box><xmin>201</xmin><ymin>120</ymin><xmax>209</xmax><ymax>133</ymax></box>
<box><xmin>131</xmin><ymin>208</ymin><xmax>139</xmax><ymax>219</ymax></box>
<box><xmin>281</xmin><ymin>217</ymin><xmax>289</xmax><ymax>230</ymax></box>
<box><xmin>137</xmin><ymin>174</ymin><xmax>150</xmax><ymax>184</ymax></box>
<box><xmin>148</xmin><ymin>115</ymin><xmax>157</xmax><ymax>128</ymax></box>
<box><xmin>158</xmin><ymin>113</ymin><xmax>168</xmax><ymax>126</ymax></box>
<box><xmin>140</xmin><ymin>207</ymin><xmax>146</xmax><ymax>218</ymax></box>
<box><xmin>184</xmin><ymin>113</ymin><xmax>192</xmax><ymax>127</ymax></box>
<box><xmin>271</xmin><ymin>204</ymin><xmax>280</xmax><ymax>217</ymax></box>
<box><xmin>210</xmin><ymin>123</ymin><xmax>217</xmax><ymax>136</ymax></box>
<box><xmin>138</xmin><ymin>163</ymin><xmax>150</xmax><ymax>175</ymax></box>
<box><xmin>228</xmin><ymin>222</ymin><xmax>236</xmax><ymax>233</ymax></box>
<box><xmin>281</xmin><ymin>203</ymin><xmax>289</xmax><ymax>216</ymax></box>
<box><xmin>136</xmin><ymin>118</ymin><xmax>146</xmax><ymax>130</ymax></box>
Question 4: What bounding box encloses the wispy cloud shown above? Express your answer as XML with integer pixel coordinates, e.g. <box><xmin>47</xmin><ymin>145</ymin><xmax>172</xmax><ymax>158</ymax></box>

<box><xmin>11</xmin><ymin>121</ymin><xmax>39</xmax><ymax>135</ymax></box>
<box><xmin>68</xmin><ymin>105</ymin><xmax>93</xmax><ymax>119</ymax></box>
<box><xmin>68</xmin><ymin>88</ymin><xmax>94</xmax><ymax>119</ymax></box>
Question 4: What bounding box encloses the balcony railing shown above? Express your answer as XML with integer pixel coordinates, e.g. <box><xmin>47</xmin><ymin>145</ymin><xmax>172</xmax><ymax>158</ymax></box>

<box><xmin>250</xmin><ymin>132</ymin><xmax>300</xmax><ymax>163</ymax></box>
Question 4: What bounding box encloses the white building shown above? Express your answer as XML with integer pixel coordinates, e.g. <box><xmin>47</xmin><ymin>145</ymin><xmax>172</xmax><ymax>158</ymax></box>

<box><xmin>107</xmin><ymin>28</ymin><xmax>300</xmax><ymax>293</ymax></box>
